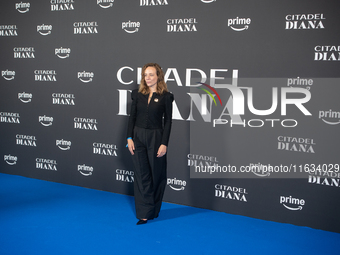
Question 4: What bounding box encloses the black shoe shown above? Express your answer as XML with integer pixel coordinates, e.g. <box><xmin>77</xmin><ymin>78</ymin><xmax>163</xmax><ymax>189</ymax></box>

<box><xmin>136</xmin><ymin>219</ymin><xmax>147</xmax><ymax>225</ymax></box>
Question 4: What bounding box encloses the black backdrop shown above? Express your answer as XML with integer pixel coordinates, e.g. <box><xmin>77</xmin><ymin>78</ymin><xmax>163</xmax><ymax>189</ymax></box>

<box><xmin>1</xmin><ymin>0</ymin><xmax>340</xmax><ymax>233</ymax></box>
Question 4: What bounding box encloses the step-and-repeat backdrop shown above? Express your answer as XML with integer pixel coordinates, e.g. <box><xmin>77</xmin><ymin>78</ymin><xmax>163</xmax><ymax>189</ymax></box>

<box><xmin>1</xmin><ymin>0</ymin><xmax>339</xmax><ymax>232</ymax></box>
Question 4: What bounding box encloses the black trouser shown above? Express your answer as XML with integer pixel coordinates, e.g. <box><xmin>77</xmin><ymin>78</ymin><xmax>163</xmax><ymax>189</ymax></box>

<box><xmin>132</xmin><ymin>126</ymin><xmax>167</xmax><ymax>220</ymax></box>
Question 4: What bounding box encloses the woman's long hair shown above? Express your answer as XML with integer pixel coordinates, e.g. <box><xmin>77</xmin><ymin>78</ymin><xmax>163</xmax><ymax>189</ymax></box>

<box><xmin>139</xmin><ymin>63</ymin><xmax>168</xmax><ymax>95</ymax></box>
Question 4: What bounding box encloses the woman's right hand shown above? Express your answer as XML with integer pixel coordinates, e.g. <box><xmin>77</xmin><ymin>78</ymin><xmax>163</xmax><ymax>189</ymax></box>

<box><xmin>127</xmin><ymin>139</ymin><xmax>135</xmax><ymax>155</ymax></box>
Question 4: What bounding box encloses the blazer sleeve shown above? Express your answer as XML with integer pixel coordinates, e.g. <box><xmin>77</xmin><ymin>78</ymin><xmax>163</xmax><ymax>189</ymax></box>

<box><xmin>127</xmin><ymin>89</ymin><xmax>138</xmax><ymax>139</ymax></box>
<box><xmin>161</xmin><ymin>92</ymin><xmax>174</xmax><ymax>146</ymax></box>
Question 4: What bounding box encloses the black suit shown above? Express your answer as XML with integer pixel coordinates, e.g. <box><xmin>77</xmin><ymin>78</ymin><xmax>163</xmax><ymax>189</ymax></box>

<box><xmin>127</xmin><ymin>89</ymin><xmax>174</xmax><ymax>220</ymax></box>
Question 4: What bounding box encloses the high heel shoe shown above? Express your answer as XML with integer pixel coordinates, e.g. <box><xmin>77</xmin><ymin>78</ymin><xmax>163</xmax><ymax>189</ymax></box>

<box><xmin>136</xmin><ymin>219</ymin><xmax>147</xmax><ymax>225</ymax></box>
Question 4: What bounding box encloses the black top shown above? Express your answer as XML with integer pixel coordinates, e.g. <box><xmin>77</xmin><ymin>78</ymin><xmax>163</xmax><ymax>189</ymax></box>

<box><xmin>127</xmin><ymin>89</ymin><xmax>174</xmax><ymax>146</ymax></box>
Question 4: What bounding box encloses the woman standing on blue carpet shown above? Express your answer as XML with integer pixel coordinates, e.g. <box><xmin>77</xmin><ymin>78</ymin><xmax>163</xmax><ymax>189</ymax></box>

<box><xmin>127</xmin><ymin>63</ymin><xmax>174</xmax><ymax>225</ymax></box>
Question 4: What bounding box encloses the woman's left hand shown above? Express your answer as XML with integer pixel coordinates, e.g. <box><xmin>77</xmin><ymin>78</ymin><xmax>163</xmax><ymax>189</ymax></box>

<box><xmin>157</xmin><ymin>144</ymin><xmax>167</xmax><ymax>157</ymax></box>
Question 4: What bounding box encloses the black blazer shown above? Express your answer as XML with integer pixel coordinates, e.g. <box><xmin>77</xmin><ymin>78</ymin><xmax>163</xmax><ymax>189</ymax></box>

<box><xmin>127</xmin><ymin>89</ymin><xmax>174</xmax><ymax>146</ymax></box>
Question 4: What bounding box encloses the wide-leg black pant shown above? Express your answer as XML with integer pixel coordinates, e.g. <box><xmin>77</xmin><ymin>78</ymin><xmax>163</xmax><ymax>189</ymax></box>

<box><xmin>132</xmin><ymin>126</ymin><xmax>167</xmax><ymax>220</ymax></box>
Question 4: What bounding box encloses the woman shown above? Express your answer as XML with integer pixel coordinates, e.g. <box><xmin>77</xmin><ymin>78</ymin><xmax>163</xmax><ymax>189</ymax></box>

<box><xmin>127</xmin><ymin>63</ymin><xmax>174</xmax><ymax>225</ymax></box>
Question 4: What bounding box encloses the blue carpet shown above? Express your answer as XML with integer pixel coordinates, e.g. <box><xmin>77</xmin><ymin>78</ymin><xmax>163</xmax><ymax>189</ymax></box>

<box><xmin>0</xmin><ymin>173</ymin><xmax>339</xmax><ymax>255</ymax></box>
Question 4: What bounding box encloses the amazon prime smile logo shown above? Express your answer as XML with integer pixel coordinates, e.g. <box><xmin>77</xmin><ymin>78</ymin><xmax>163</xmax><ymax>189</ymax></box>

<box><xmin>201</xmin><ymin>0</ymin><xmax>216</xmax><ymax>3</ymax></box>
<box><xmin>249</xmin><ymin>163</ymin><xmax>271</xmax><ymax>177</ymax></box>
<box><xmin>167</xmin><ymin>177</ymin><xmax>186</xmax><ymax>191</ymax></box>
<box><xmin>122</xmin><ymin>20</ymin><xmax>140</xmax><ymax>33</ymax></box>
<box><xmin>39</xmin><ymin>115</ymin><xmax>53</xmax><ymax>126</ymax></box>
<box><xmin>78</xmin><ymin>71</ymin><xmax>94</xmax><ymax>83</ymax></box>
<box><xmin>56</xmin><ymin>139</ymin><xmax>71</xmax><ymax>150</ymax></box>
<box><xmin>228</xmin><ymin>17</ymin><xmax>251</xmax><ymax>31</ymax></box>
<box><xmin>55</xmin><ymin>47</ymin><xmax>71</xmax><ymax>59</ymax></box>
<box><xmin>280</xmin><ymin>195</ymin><xmax>305</xmax><ymax>210</ymax></box>
<box><xmin>18</xmin><ymin>92</ymin><xmax>32</xmax><ymax>103</ymax></box>
<box><xmin>97</xmin><ymin>0</ymin><xmax>114</xmax><ymax>8</ymax></box>
<box><xmin>78</xmin><ymin>164</ymin><xmax>93</xmax><ymax>176</ymax></box>
<box><xmin>16</xmin><ymin>2</ymin><xmax>30</xmax><ymax>13</ymax></box>
<box><xmin>4</xmin><ymin>154</ymin><xmax>18</xmax><ymax>165</ymax></box>
<box><xmin>37</xmin><ymin>24</ymin><xmax>52</xmax><ymax>35</ymax></box>
<box><xmin>319</xmin><ymin>109</ymin><xmax>340</xmax><ymax>125</ymax></box>
<box><xmin>2</xmin><ymin>70</ymin><xmax>15</xmax><ymax>80</ymax></box>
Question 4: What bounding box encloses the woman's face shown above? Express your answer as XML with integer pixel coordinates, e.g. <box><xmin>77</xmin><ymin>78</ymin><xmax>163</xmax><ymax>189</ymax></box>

<box><xmin>144</xmin><ymin>67</ymin><xmax>158</xmax><ymax>89</ymax></box>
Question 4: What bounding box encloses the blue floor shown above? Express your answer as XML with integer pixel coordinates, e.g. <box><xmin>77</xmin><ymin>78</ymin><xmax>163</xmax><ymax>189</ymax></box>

<box><xmin>0</xmin><ymin>173</ymin><xmax>339</xmax><ymax>255</ymax></box>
